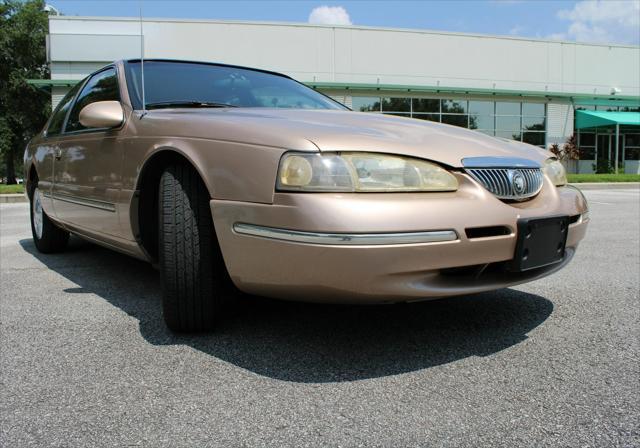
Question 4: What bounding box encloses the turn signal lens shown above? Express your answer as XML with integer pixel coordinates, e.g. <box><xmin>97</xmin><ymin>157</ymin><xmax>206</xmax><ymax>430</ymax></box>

<box><xmin>279</xmin><ymin>155</ymin><xmax>313</xmax><ymax>187</ymax></box>
<box><xmin>544</xmin><ymin>159</ymin><xmax>567</xmax><ymax>186</ymax></box>
<box><xmin>277</xmin><ymin>152</ymin><xmax>458</xmax><ymax>192</ymax></box>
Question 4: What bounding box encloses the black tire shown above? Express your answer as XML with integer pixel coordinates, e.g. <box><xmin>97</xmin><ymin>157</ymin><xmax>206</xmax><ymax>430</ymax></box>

<box><xmin>158</xmin><ymin>163</ymin><xmax>232</xmax><ymax>332</ymax></box>
<box><xmin>30</xmin><ymin>185</ymin><xmax>69</xmax><ymax>254</ymax></box>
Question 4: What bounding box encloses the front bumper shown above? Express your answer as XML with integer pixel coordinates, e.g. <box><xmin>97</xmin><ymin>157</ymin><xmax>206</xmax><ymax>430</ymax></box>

<box><xmin>211</xmin><ymin>174</ymin><xmax>589</xmax><ymax>303</ymax></box>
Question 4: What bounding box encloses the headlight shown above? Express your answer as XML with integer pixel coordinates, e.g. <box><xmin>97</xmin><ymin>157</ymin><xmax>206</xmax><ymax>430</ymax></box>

<box><xmin>543</xmin><ymin>158</ymin><xmax>567</xmax><ymax>186</ymax></box>
<box><xmin>277</xmin><ymin>152</ymin><xmax>458</xmax><ymax>192</ymax></box>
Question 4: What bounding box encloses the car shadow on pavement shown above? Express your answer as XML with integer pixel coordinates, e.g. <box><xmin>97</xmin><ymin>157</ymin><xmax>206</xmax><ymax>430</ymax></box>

<box><xmin>20</xmin><ymin>236</ymin><xmax>553</xmax><ymax>383</ymax></box>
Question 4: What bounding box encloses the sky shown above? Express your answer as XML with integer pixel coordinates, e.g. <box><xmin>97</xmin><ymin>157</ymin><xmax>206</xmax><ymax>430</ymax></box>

<box><xmin>47</xmin><ymin>0</ymin><xmax>640</xmax><ymax>45</ymax></box>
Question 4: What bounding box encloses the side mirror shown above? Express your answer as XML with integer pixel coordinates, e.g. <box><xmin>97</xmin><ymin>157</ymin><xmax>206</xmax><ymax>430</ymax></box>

<box><xmin>79</xmin><ymin>101</ymin><xmax>124</xmax><ymax>129</ymax></box>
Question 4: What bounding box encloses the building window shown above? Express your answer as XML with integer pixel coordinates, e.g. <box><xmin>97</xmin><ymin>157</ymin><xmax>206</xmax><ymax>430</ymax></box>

<box><xmin>576</xmin><ymin>132</ymin><xmax>595</xmax><ymax>159</ymax></box>
<box><xmin>521</xmin><ymin>102</ymin><xmax>546</xmax><ymax>147</ymax></box>
<box><xmin>625</xmin><ymin>134</ymin><xmax>640</xmax><ymax>162</ymax></box>
<box><xmin>469</xmin><ymin>100</ymin><xmax>493</xmax><ymax>132</ymax></box>
<box><xmin>413</xmin><ymin>113</ymin><xmax>440</xmax><ymax>122</ymax></box>
<box><xmin>441</xmin><ymin>99</ymin><xmax>467</xmax><ymax>114</ymax></box>
<box><xmin>381</xmin><ymin>97</ymin><xmax>411</xmax><ymax>114</ymax></box>
<box><xmin>413</xmin><ymin>98</ymin><xmax>439</xmax><ymax>113</ymax></box>
<box><xmin>442</xmin><ymin>114</ymin><xmax>469</xmax><ymax>128</ymax></box>
<box><xmin>352</xmin><ymin>96</ymin><xmax>381</xmax><ymax>112</ymax></box>
<box><xmin>350</xmin><ymin>95</ymin><xmax>547</xmax><ymax>148</ymax></box>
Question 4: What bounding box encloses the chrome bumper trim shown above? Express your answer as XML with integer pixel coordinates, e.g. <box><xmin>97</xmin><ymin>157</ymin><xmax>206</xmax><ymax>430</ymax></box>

<box><xmin>233</xmin><ymin>223</ymin><xmax>458</xmax><ymax>245</ymax></box>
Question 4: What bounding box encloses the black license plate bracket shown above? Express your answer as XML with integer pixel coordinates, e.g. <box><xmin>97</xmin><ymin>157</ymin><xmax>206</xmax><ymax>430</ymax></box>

<box><xmin>510</xmin><ymin>216</ymin><xmax>569</xmax><ymax>272</ymax></box>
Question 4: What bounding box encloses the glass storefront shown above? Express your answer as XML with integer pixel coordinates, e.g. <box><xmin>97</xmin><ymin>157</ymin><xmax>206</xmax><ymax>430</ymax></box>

<box><xmin>575</xmin><ymin>104</ymin><xmax>640</xmax><ymax>174</ymax></box>
<box><xmin>351</xmin><ymin>96</ymin><xmax>547</xmax><ymax>148</ymax></box>
<box><xmin>577</xmin><ymin>130</ymin><xmax>640</xmax><ymax>174</ymax></box>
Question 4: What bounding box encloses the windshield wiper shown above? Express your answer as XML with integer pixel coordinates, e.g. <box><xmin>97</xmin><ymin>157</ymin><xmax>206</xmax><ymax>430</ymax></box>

<box><xmin>145</xmin><ymin>100</ymin><xmax>239</xmax><ymax>110</ymax></box>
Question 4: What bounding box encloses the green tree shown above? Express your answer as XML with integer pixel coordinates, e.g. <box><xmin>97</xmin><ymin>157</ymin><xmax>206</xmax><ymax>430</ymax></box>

<box><xmin>0</xmin><ymin>0</ymin><xmax>50</xmax><ymax>184</ymax></box>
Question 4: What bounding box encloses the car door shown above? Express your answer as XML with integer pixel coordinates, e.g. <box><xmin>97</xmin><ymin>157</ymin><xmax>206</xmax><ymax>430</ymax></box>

<box><xmin>51</xmin><ymin>67</ymin><xmax>126</xmax><ymax>237</ymax></box>
<box><xmin>33</xmin><ymin>81</ymin><xmax>85</xmax><ymax>217</ymax></box>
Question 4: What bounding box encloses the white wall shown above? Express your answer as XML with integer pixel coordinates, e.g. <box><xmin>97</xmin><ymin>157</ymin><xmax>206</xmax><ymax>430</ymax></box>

<box><xmin>578</xmin><ymin>160</ymin><xmax>596</xmax><ymax>174</ymax></box>
<box><xmin>625</xmin><ymin>160</ymin><xmax>640</xmax><ymax>174</ymax></box>
<box><xmin>547</xmin><ymin>102</ymin><xmax>574</xmax><ymax>146</ymax></box>
<box><xmin>48</xmin><ymin>16</ymin><xmax>640</xmax><ymax>97</ymax></box>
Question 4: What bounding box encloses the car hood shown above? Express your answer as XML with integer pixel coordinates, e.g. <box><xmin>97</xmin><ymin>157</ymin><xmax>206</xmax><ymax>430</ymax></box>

<box><xmin>144</xmin><ymin>108</ymin><xmax>550</xmax><ymax>167</ymax></box>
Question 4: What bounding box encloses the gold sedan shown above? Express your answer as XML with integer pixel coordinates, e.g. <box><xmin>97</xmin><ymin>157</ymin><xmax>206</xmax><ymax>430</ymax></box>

<box><xmin>24</xmin><ymin>59</ymin><xmax>589</xmax><ymax>332</ymax></box>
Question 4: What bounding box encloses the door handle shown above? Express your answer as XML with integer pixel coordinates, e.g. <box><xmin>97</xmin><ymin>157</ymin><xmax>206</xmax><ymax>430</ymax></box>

<box><xmin>54</xmin><ymin>147</ymin><xmax>62</xmax><ymax>160</ymax></box>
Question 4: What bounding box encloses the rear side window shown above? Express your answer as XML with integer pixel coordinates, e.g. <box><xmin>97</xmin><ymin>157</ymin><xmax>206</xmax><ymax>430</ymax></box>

<box><xmin>46</xmin><ymin>82</ymin><xmax>83</xmax><ymax>136</ymax></box>
<box><xmin>65</xmin><ymin>68</ymin><xmax>120</xmax><ymax>133</ymax></box>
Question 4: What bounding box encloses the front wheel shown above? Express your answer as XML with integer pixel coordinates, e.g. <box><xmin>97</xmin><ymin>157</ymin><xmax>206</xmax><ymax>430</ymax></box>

<box><xmin>30</xmin><ymin>187</ymin><xmax>69</xmax><ymax>253</ymax></box>
<box><xmin>158</xmin><ymin>164</ymin><xmax>233</xmax><ymax>332</ymax></box>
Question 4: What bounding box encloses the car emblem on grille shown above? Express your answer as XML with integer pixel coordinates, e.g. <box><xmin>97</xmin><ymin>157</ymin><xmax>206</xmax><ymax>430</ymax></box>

<box><xmin>462</xmin><ymin>157</ymin><xmax>544</xmax><ymax>201</ymax></box>
<box><xmin>509</xmin><ymin>170</ymin><xmax>527</xmax><ymax>195</ymax></box>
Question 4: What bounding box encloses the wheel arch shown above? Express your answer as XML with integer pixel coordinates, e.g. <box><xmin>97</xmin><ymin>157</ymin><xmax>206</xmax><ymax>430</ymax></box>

<box><xmin>132</xmin><ymin>148</ymin><xmax>214</xmax><ymax>262</ymax></box>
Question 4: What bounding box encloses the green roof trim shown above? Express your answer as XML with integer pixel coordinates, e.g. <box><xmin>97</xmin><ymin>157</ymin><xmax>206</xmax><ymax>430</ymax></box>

<box><xmin>575</xmin><ymin>110</ymin><xmax>640</xmax><ymax>129</ymax></box>
<box><xmin>27</xmin><ymin>79</ymin><xmax>79</xmax><ymax>87</ymax></box>
<box><xmin>573</xmin><ymin>98</ymin><xmax>640</xmax><ymax>107</ymax></box>
<box><xmin>27</xmin><ymin>78</ymin><xmax>640</xmax><ymax>102</ymax></box>
<box><xmin>308</xmin><ymin>81</ymin><xmax>640</xmax><ymax>101</ymax></box>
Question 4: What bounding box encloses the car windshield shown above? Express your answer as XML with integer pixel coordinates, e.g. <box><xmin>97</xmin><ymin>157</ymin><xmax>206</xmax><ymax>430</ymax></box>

<box><xmin>125</xmin><ymin>61</ymin><xmax>345</xmax><ymax>111</ymax></box>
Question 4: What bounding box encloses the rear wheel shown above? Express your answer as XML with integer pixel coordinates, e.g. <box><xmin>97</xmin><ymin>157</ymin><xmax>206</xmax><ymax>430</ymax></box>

<box><xmin>30</xmin><ymin>186</ymin><xmax>69</xmax><ymax>253</ymax></box>
<box><xmin>158</xmin><ymin>163</ymin><xmax>232</xmax><ymax>332</ymax></box>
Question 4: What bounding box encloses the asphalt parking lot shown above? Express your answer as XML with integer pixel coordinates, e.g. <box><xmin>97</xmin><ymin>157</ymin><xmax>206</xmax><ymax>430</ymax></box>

<box><xmin>1</xmin><ymin>188</ymin><xmax>638</xmax><ymax>447</ymax></box>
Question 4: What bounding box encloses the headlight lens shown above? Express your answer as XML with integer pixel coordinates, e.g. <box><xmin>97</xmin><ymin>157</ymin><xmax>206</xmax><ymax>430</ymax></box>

<box><xmin>544</xmin><ymin>158</ymin><xmax>567</xmax><ymax>186</ymax></box>
<box><xmin>277</xmin><ymin>152</ymin><xmax>458</xmax><ymax>192</ymax></box>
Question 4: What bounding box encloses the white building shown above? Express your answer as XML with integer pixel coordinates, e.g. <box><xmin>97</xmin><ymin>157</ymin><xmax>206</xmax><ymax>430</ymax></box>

<box><xmin>34</xmin><ymin>16</ymin><xmax>640</xmax><ymax>173</ymax></box>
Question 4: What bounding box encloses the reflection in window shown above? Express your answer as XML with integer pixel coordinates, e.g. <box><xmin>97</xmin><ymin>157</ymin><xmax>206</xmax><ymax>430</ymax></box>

<box><xmin>469</xmin><ymin>101</ymin><xmax>494</xmax><ymax>115</ymax></box>
<box><xmin>66</xmin><ymin>68</ymin><xmax>120</xmax><ymax>133</ymax></box>
<box><xmin>381</xmin><ymin>97</ymin><xmax>410</xmax><ymax>112</ymax></box>
<box><xmin>522</xmin><ymin>102</ymin><xmax>545</xmax><ymax>116</ymax></box>
<box><xmin>412</xmin><ymin>98</ymin><xmax>439</xmax><ymax>113</ymax></box>
<box><xmin>352</xmin><ymin>96</ymin><xmax>380</xmax><ymax>112</ymax></box>
<box><xmin>523</xmin><ymin>132</ymin><xmax>545</xmax><ymax>146</ymax></box>
<box><xmin>441</xmin><ymin>99</ymin><xmax>467</xmax><ymax>114</ymax></box>
<box><xmin>469</xmin><ymin>101</ymin><xmax>494</xmax><ymax>131</ymax></box>
<box><xmin>470</xmin><ymin>115</ymin><xmax>493</xmax><ymax>130</ymax></box>
<box><xmin>253</xmin><ymin>86</ymin><xmax>339</xmax><ymax>109</ymax></box>
<box><xmin>495</xmin><ymin>116</ymin><xmax>521</xmax><ymax>131</ymax></box>
<box><xmin>351</xmin><ymin>96</ymin><xmax>547</xmax><ymax>147</ymax></box>
<box><xmin>441</xmin><ymin>114</ymin><xmax>468</xmax><ymax>128</ymax></box>
<box><xmin>47</xmin><ymin>82</ymin><xmax>83</xmax><ymax>135</ymax></box>
<box><xmin>413</xmin><ymin>113</ymin><xmax>440</xmax><ymax>122</ymax></box>
<box><xmin>496</xmin><ymin>101</ymin><xmax>521</xmax><ymax>115</ymax></box>
<box><xmin>496</xmin><ymin>131</ymin><xmax>521</xmax><ymax>140</ymax></box>
<box><xmin>522</xmin><ymin>116</ymin><xmax>545</xmax><ymax>130</ymax></box>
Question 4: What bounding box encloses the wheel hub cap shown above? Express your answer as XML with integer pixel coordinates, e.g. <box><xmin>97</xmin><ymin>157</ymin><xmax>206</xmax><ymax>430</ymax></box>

<box><xmin>33</xmin><ymin>188</ymin><xmax>44</xmax><ymax>239</ymax></box>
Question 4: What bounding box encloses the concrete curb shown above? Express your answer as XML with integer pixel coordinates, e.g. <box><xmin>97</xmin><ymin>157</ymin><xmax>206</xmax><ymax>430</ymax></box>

<box><xmin>570</xmin><ymin>182</ymin><xmax>640</xmax><ymax>190</ymax></box>
<box><xmin>0</xmin><ymin>194</ymin><xmax>28</xmax><ymax>203</ymax></box>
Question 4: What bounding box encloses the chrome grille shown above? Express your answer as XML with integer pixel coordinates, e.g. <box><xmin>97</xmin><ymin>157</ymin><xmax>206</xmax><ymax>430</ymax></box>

<box><xmin>466</xmin><ymin>168</ymin><xmax>543</xmax><ymax>200</ymax></box>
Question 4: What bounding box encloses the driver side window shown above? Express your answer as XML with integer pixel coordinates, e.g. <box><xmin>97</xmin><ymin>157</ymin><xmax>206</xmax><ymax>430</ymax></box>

<box><xmin>65</xmin><ymin>68</ymin><xmax>120</xmax><ymax>133</ymax></box>
<box><xmin>46</xmin><ymin>81</ymin><xmax>83</xmax><ymax>137</ymax></box>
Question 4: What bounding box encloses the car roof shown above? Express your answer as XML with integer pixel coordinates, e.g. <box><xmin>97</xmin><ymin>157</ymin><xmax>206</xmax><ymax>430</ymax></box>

<box><xmin>122</xmin><ymin>58</ymin><xmax>293</xmax><ymax>80</ymax></box>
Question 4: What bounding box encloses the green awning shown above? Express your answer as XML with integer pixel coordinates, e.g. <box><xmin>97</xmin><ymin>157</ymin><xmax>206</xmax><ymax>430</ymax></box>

<box><xmin>575</xmin><ymin>110</ymin><xmax>640</xmax><ymax>129</ymax></box>
<box><xmin>27</xmin><ymin>79</ymin><xmax>79</xmax><ymax>87</ymax></box>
